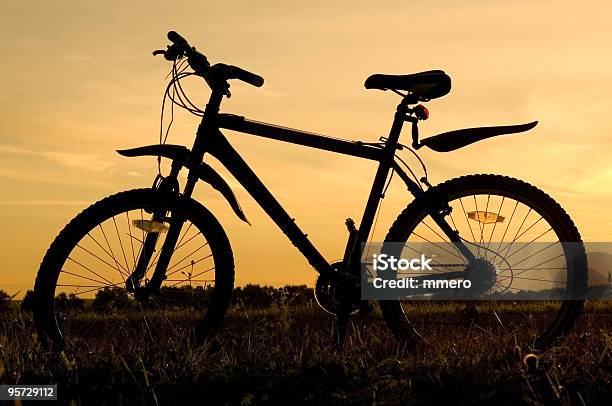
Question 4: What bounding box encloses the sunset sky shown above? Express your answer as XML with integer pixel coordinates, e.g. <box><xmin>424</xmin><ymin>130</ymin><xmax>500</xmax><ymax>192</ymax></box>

<box><xmin>2</xmin><ymin>1</ymin><xmax>612</xmax><ymax>295</ymax></box>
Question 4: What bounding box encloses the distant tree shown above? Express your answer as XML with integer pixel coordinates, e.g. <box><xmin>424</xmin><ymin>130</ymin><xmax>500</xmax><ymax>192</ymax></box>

<box><xmin>230</xmin><ymin>284</ymin><xmax>315</xmax><ymax>308</ymax></box>
<box><xmin>232</xmin><ymin>284</ymin><xmax>275</xmax><ymax>307</ymax></box>
<box><xmin>279</xmin><ymin>285</ymin><xmax>314</xmax><ymax>306</ymax></box>
<box><xmin>55</xmin><ymin>293</ymin><xmax>84</xmax><ymax>312</ymax></box>
<box><xmin>0</xmin><ymin>290</ymin><xmax>12</xmax><ymax>313</ymax></box>
<box><xmin>156</xmin><ymin>286</ymin><xmax>194</xmax><ymax>308</ymax></box>
<box><xmin>153</xmin><ymin>285</ymin><xmax>214</xmax><ymax>309</ymax></box>
<box><xmin>20</xmin><ymin>290</ymin><xmax>37</xmax><ymax>313</ymax></box>
<box><xmin>137</xmin><ymin>285</ymin><xmax>214</xmax><ymax>310</ymax></box>
<box><xmin>92</xmin><ymin>288</ymin><xmax>130</xmax><ymax>311</ymax></box>
<box><xmin>192</xmin><ymin>285</ymin><xmax>213</xmax><ymax>308</ymax></box>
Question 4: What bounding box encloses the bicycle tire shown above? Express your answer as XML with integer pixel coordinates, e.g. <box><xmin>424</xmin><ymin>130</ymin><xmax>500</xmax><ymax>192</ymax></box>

<box><xmin>33</xmin><ymin>188</ymin><xmax>235</xmax><ymax>349</ymax></box>
<box><xmin>379</xmin><ymin>174</ymin><xmax>587</xmax><ymax>350</ymax></box>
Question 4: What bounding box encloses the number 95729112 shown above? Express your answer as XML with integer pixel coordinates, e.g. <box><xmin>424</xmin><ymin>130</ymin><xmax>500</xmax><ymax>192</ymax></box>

<box><xmin>1</xmin><ymin>385</ymin><xmax>57</xmax><ymax>400</ymax></box>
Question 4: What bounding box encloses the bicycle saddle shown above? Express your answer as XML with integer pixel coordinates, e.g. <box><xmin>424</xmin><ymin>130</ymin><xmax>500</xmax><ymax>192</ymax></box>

<box><xmin>364</xmin><ymin>70</ymin><xmax>451</xmax><ymax>101</ymax></box>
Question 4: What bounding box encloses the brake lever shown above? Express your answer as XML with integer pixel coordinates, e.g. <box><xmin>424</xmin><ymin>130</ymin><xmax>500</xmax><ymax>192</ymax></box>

<box><xmin>153</xmin><ymin>44</ymin><xmax>184</xmax><ymax>61</ymax></box>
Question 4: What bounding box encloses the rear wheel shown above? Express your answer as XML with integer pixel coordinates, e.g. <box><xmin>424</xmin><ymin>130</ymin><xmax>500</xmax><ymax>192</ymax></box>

<box><xmin>34</xmin><ymin>188</ymin><xmax>234</xmax><ymax>350</ymax></box>
<box><xmin>379</xmin><ymin>174</ymin><xmax>587</xmax><ymax>350</ymax></box>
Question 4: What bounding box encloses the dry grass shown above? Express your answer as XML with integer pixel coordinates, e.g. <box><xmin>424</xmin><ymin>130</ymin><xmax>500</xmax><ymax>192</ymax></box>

<box><xmin>0</xmin><ymin>303</ymin><xmax>610</xmax><ymax>405</ymax></box>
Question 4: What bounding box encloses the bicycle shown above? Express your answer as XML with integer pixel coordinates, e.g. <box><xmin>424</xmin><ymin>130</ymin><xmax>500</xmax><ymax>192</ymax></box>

<box><xmin>33</xmin><ymin>31</ymin><xmax>587</xmax><ymax>351</ymax></box>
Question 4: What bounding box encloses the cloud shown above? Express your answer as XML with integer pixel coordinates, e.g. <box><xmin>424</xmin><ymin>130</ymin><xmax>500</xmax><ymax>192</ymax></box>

<box><xmin>0</xmin><ymin>199</ymin><xmax>90</xmax><ymax>206</ymax></box>
<box><xmin>0</xmin><ymin>144</ymin><xmax>116</xmax><ymax>172</ymax></box>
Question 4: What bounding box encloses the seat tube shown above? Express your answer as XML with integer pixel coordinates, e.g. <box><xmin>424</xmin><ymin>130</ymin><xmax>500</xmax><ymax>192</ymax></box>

<box><xmin>346</xmin><ymin>100</ymin><xmax>409</xmax><ymax>272</ymax></box>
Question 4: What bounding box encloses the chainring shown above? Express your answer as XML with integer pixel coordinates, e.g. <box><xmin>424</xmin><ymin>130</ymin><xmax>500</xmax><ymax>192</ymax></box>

<box><xmin>314</xmin><ymin>261</ymin><xmax>360</xmax><ymax>315</ymax></box>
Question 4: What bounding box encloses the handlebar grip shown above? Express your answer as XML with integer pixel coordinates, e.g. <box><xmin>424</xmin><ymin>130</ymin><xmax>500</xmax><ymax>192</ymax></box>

<box><xmin>229</xmin><ymin>65</ymin><xmax>264</xmax><ymax>87</ymax></box>
<box><xmin>167</xmin><ymin>31</ymin><xmax>189</xmax><ymax>48</ymax></box>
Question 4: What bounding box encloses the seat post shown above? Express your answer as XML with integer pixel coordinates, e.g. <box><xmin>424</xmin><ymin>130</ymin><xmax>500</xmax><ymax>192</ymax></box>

<box><xmin>385</xmin><ymin>97</ymin><xmax>412</xmax><ymax>149</ymax></box>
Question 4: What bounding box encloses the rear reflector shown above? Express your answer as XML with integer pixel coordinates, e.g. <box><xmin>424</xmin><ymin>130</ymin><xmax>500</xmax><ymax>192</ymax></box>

<box><xmin>467</xmin><ymin>211</ymin><xmax>505</xmax><ymax>224</ymax></box>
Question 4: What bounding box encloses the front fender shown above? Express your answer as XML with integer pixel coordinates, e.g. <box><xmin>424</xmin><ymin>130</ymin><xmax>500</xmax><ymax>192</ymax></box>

<box><xmin>198</xmin><ymin>162</ymin><xmax>251</xmax><ymax>225</ymax></box>
<box><xmin>116</xmin><ymin>144</ymin><xmax>250</xmax><ymax>225</ymax></box>
<box><xmin>117</xmin><ymin>144</ymin><xmax>190</xmax><ymax>163</ymax></box>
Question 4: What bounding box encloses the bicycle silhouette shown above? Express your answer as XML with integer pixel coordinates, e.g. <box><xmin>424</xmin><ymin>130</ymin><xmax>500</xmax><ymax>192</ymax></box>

<box><xmin>34</xmin><ymin>31</ymin><xmax>587</xmax><ymax>351</ymax></box>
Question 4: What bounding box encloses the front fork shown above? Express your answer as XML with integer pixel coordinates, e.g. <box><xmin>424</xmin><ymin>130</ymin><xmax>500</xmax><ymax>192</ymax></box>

<box><xmin>125</xmin><ymin>169</ymin><xmax>190</xmax><ymax>296</ymax></box>
<box><xmin>126</xmin><ymin>91</ymin><xmax>223</xmax><ymax>296</ymax></box>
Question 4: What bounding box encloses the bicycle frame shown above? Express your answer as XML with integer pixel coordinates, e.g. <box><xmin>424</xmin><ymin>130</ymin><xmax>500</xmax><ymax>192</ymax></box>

<box><xmin>173</xmin><ymin>89</ymin><xmax>476</xmax><ymax>277</ymax></box>
<box><xmin>125</xmin><ymin>89</ymin><xmax>478</xmax><ymax>292</ymax></box>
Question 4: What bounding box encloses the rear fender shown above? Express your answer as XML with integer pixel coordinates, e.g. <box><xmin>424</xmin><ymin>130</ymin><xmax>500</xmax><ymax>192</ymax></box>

<box><xmin>419</xmin><ymin>121</ymin><xmax>538</xmax><ymax>152</ymax></box>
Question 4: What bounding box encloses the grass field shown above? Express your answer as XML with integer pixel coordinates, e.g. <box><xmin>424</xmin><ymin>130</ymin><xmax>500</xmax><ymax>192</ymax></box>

<box><xmin>0</xmin><ymin>302</ymin><xmax>611</xmax><ymax>405</ymax></box>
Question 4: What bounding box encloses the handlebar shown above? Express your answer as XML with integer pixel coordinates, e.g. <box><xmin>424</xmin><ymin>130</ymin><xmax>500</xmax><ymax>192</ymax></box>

<box><xmin>156</xmin><ymin>31</ymin><xmax>264</xmax><ymax>89</ymax></box>
<box><xmin>222</xmin><ymin>64</ymin><xmax>265</xmax><ymax>88</ymax></box>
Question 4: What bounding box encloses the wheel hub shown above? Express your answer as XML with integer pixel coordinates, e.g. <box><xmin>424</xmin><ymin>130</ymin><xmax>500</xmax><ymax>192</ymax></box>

<box><xmin>464</xmin><ymin>258</ymin><xmax>497</xmax><ymax>294</ymax></box>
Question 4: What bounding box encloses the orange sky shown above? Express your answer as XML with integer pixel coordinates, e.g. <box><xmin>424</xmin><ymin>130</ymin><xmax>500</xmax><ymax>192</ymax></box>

<box><xmin>2</xmin><ymin>1</ymin><xmax>612</xmax><ymax>295</ymax></box>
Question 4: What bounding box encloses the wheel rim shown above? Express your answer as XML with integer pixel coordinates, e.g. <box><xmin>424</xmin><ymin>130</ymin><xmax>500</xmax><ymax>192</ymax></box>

<box><xmin>39</xmin><ymin>197</ymin><xmax>224</xmax><ymax>351</ymax></box>
<box><xmin>384</xmin><ymin>183</ymin><xmax>583</xmax><ymax>349</ymax></box>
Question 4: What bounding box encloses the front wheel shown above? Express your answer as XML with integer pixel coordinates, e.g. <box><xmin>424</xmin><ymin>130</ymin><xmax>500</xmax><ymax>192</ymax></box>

<box><xmin>34</xmin><ymin>188</ymin><xmax>235</xmax><ymax>350</ymax></box>
<box><xmin>379</xmin><ymin>174</ymin><xmax>587</xmax><ymax>350</ymax></box>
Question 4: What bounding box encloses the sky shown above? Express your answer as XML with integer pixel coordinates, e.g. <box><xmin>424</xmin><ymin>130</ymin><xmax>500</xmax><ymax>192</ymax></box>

<box><xmin>1</xmin><ymin>1</ymin><xmax>612</xmax><ymax>294</ymax></box>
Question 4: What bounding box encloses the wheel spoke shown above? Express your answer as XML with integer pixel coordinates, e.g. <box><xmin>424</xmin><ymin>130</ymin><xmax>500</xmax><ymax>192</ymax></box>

<box><xmin>499</xmin><ymin>276</ymin><xmax>567</xmax><ymax>284</ymax></box>
<box><xmin>420</xmin><ymin>220</ymin><xmax>465</xmax><ymax>261</ymax></box>
<box><xmin>112</xmin><ymin>216</ymin><xmax>130</xmax><ymax>273</ymax></box>
<box><xmin>402</xmin><ymin>244</ymin><xmax>460</xmax><ymax>274</ymax></box>
<box><xmin>98</xmin><ymin>223</ymin><xmax>127</xmax><ymax>276</ymax></box>
<box><xmin>57</xmin><ymin>284</ymin><xmax>126</xmax><ymax>296</ymax></box>
<box><xmin>499</xmin><ymin>229</ymin><xmax>554</xmax><ymax>266</ymax></box>
<box><xmin>146</xmin><ymin>230</ymin><xmax>204</xmax><ymax>273</ymax></box>
<box><xmin>60</xmin><ymin>269</ymin><xmax>114</xmax><ymax>286</ymax></box>
<box><xmin>459</xmin><ymin>198</ymin><xmax>478</xmax><ymax>249</ymax></box>
<box><xmin>410</xmin><ymin>231</ymin><xmax>466</xmax><ymax>264</ymax></box>
<box><xmin>66</xmin><ymin>256</ymin><xmax>118</xmax><ymax>287</ymax></box>
<box><xmin>75</xmin><ymin>243</ymin><xmax>129</xmax><ymax>280</ymax></box>
<box><xmin>498</xmin><ymin>208</ymin><xmax>532</xmax><ymax>259</ymax></box>
<box><xmin>507</xmin><ymin>252</ymin><xmax>566</xmax><ymax>279</ymax></box>
<box><xmin>166</xmin><ymin>255</ymin><xmax>213</xmax><ymax>278</ymax></box>
<box><xmin>164</xmin><ymin>244</ymin><xmax>211</xmax><ymax>275</ymax></box>
<box><xmin>485</xmin><ymin>196</ymin><xmax>505</xmax><ymax>251</ymax></box>
<box><xmin>126</xmin><ymin>211</ymin><xmax>136</xmax><ymax>268</ymax></box>
<box><xmin>496</xmin><ymin>200</ymin><xmax>519</xmax><ymax>255</ymax></box>
<box><xmin>86</xmin><ymin>231</ymin><xmax>129</xmax><ymax>274</ymax></box>
<box><xmin>473</xmin><ymin>194</ymin><xmax>484</xmax><ymax>257</ymax></box>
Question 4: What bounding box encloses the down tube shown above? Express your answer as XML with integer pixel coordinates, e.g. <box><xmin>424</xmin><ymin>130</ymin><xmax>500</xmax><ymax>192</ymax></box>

<box><xmin>207</xmin><ymin>131</ymin><xmax>332</xmax><ymax>275</ymax></box>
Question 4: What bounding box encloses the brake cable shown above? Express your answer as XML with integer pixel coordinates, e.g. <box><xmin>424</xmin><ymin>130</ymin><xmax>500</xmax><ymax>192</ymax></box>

<box><xmin>157</xmin><ymin>58</ymin><xmax>209</xmax><ymax>177</ymax></box>
<box><xmin>157</xmin><ymin>61</ymin><xmax>176</xmax><ymax>176</ymax></box>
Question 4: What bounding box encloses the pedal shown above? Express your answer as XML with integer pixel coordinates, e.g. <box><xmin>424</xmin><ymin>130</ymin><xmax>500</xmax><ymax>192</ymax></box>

<box><xmin>343</xmin><ymin>218</ymin><xmax>358</xmax><ymax>266</ymax></box>
<box><xmin>345</xmin><ymin>218</ymin><xmax>356</xmax><ymax>233</ymax></box>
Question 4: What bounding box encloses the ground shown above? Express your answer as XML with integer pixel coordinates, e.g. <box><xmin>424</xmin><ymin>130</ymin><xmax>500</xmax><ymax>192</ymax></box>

<box><xmin>0</xmin><ymin>303</ymin><xmax>610</xmax><ymax>405</ymax></box>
